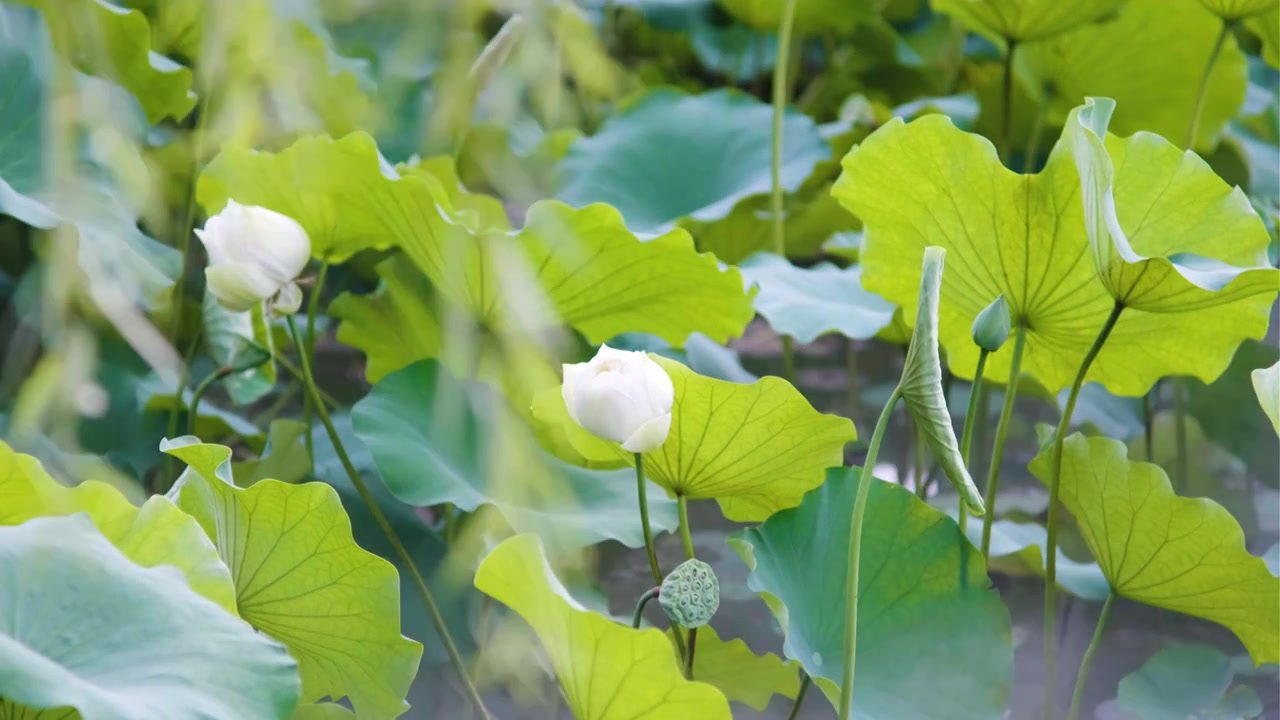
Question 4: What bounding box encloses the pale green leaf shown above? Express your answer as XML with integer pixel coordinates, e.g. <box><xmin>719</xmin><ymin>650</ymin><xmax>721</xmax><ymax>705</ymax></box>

<box><xmin>1246</xmin><ymin>7</ymin><xmax>1280</xmax><ymax>67</ymax></box>
<box><xmin>0</xmin><ymin>440</ymin><xmax>237</xmax><ymax>615</ymax></box>
<box><xmin>978</xmin><ymin>519</ymin><xmax>1111</xmax><ymax>601</ymax></box>
<box><xmin>729</xmin><ymin>467</ymin><xmax>1013</xmax><ymax>718</ymax></box>
<box><xmin>474</xmin><ymin>534</ymin><xmax>732</xmax><ymax>720</ymax></box>
<box><xmin>931</xmin><ymin>0</ymin><xmax>1124</xmax><ymax>42</ymax></box>
<box><xmin>1197</xmin><ymin>0</ymin><xmax>1276</xmax><ymax>19</ymax></box>
<box><xmin>234</xmin><ymin>419</ymin><xmax>313</xmax><ymax>486</ymax></box>
<box><xmin>667</xmin><ymin>625</ymin><xmax>800</xmax><ymax>711</ymax></box>
<box><xmin>1251</xmin><ymin>361</ymin><xmax>1280</xmax><ymax>435</ymax></box>
<box><xmin>1067</xmin><ymin>97</ymin><xmax>1278</xmax><ymax>310</ymax></box>
<box><xmin>330</xmin><ymin>256</ymin><xmax>444</xmax><ymax>384</ymax></box>
<box><xmin>0</xmin><ymin>514</ymin><xmax>299</xmax><ymax>720</ymax></box>
<box><xmin>1115</xmin><ymin>644</ymin><xmax>1264</xmax><ymax>719</ymax></box>
<box><xmin>1028</xmin><ymin>433</ymin><xmax>1280</xmax><ymax>664</ymax></box>
<box><xmin>533</xmin><ymin>355</ymin><xmax>858</xmax><ymax>521</ymax></box>
<box><xmin>738</xmin><ymin>252</ymin><xmax>895</xmax><ymax>343</ymax></box>
<box><xmin>163</xmin><ymin>439</ymin><xmax>423</xmax><ymax>718</ymax></box>
<box><xmin>203</xmin><ymin>292</ymin><xmax>277</xmax><ymax>405</ymax></box>
<box><xmin>834</xmin><ymin>101</ymin><xmax>1275</xmax><ymax>395</ymax></box>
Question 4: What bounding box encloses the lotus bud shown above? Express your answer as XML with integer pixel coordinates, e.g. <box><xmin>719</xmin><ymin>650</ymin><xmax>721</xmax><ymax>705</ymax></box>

<box><xmin>561</xmin><ymin>344</ymin><xmax>674</xmax><ymax>453</ymax></box>
<box><xmin>659</xmin><ymin>559</ymin><xmax>719</xmax><ymax>628</ymax></box>
<box><xmin>971</xmin><ymin>294</ymin><xmax>1011</xmax><ymax>352</ymax></box>
<box><xmin>196</xmin><ymin>200</ymin><xmax>311</xmax><ymax>314</ymax></box>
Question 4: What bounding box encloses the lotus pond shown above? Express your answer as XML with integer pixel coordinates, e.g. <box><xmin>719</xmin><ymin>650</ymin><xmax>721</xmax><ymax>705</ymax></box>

<box><xmin>0</xmin><ymin>0</ymin><xmax>1278</xmax><ymax>719</ymax></box>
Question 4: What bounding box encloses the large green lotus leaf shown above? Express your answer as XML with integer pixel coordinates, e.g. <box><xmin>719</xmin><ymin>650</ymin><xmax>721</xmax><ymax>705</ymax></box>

<box><xmin>834</xmin><ymin>103</ymin><xmax>1275</xmax><ymax>396</ymax></box>
<box><xmin>533</xmin><ymin>355</ymin><xmax>858</xmax><ymax>521</ymax></box>
<box><xmin>0</xmin><ymin>13</ymin><xmax>179</xmax><ymax>306</ymax></box>
<box><xmin>679</xmin><ymin>191</ymin><xmax>860</xmax><ymax>263</ymax></box>
<box><xmin>350</xmin><ymin>360</ymin><xmax>679</xmax><ymax>551</ymax></box>
<box><xmin>667</xmin><ymin>625</ymin><xmax>800</xmax><ymax>711</ymax></box>
<box><xmin>1197</xmin><ymin>0</ymin><xmax>1276</xmax><ymax>18</ymax></box>
<box><xmin>1252</xmin><ymin>361</ymin><xmax>1279</xmax><ymax>435</ymax></box>
<box><xmin>0</xmin><ymin>514</ymin><xmax>300</xmax><ymax>720</ymax></box>
<box><xmin>198</xmin><ymin>134</ymin><xmax>754</xmax><ymax>345</ymax></box>
<box><xmin>1028</xmin><ymin>433</ymin><xmax>1280</xmax><ymax>664</ymax></box>
<box><xmin>162</xmin><ymin>439</ymin><xmax>423</xmax><ymax>718</ymax></box>
<box><xmin>330</xmin><ymin>256</ymin><xmax>444</xmax><ymax>384</ymax></box>
<box><xmin>1019</xmin><ymin>0</ymin><xmax>1248</xmax><ymax>151</ymax></box>
<box><xmin>1066</xmin><ymin>98</ymin><xmax>1278</xmax><ymax>310</ymax></box>
<box><xmin>474</xmin><ymin>534</ymin><xmax>732</xmax><ymax>719</ymax></box>
<box><xmin>555</xmin><ymin>88</ymin><xmax>829</xmax><ymax>232</ymax></box>
<box><xmin>16</xmin><ymin>0</ymin><xmax>195</xmax><ymax>123</ymax></box>
<box><xmin>0</xmin><ymin>441</ymin><xmax>238</xmax><ymax>615</ymax></box>
<box><xmin>1114</xmin><ymin>644</ymin><xmax>1264</xmax><ymax>719</ymax></box>
<box><xmin>1246</xmin><ymin>7</ymin><xmax>1280</xmax><ymax>66</ymax></box>
<box><xmin>737</xmin><ymin>253</ymin><xmax>895</xmax><ymax>343</ymax></box>
<box><xmin>717</xmin><ymin>0</ymin><xmax>870</xmax><ymax>34</ymax></box>
<box><xmin>978</xmin><ymin>519</ymin><xmax>1111</xmax><ymax>601</ymax></box>
<box><xmin>931</xmin><ymin>0</ymin><xmax>1124</xmax><ymax>42</ymax></box>
<box><xmin>728</xmin><ymin>467</ymin><xmax>1013</xmax><ymax>719</ymax></box>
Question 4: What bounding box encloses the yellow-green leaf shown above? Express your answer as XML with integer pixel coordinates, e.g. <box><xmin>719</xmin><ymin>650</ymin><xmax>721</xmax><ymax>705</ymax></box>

<box><xmin>533</xmin><ymin>355</ymin><xmax>857</xmax><ymax>521</ymax></box>
<box><xmin>1197</xmin><ymin>0</ymin><xmax>1277</xmax><ymax>19</ymax></box>
<box><xmin>0</xmin><ymin>440</ymin><xmax>237</xmax><ymax>615</ymax></box>
<box><xmin>1252</xmin><ymin>361</ymin><xmax>1280</xmax><ymax>435</ymax></box>
<box><xmin>1028</xmin><ymin>433</ymin><xmax>1279</xmax><ymax>665</ymax></box>
<box><xmin>668</xmin><ymin>625</ymin><xmax>800</xmax><ymax>711</ymax></box>
<box><xmin>330</xmin><ymin>256</ymin><xmax>445</xmax><ymax>384</ymax></box>
<box><xmin>474</xmin><ymin>534</ymin><xmax>732</xmax><ymax>720</ymax></box>
<box><xmin>163</xmin><ymin>438</ymin><xmax>423</xmax><ymax>718</ymax></box>
<box><xmin>931</xmin><ymin>0</ymin><xmax>1124</xmax><ymax>42</ymax></box>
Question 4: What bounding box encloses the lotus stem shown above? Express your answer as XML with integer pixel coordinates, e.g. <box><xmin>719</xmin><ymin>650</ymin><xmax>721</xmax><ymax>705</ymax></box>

<box><xmin>1142</xmin><ymin>391</ymin><xmax>1154</xmax><ymax>463</ymax></box>
<box><xmin>285</xmin><ymin>317</ymin><xmax>492</xmax><ymax>720</ymax></box>
<box><xmin>677</xmin><ymin>495</ymin><xmax>696</xmax><ymax>560</ymax></box>
<box><xmin>684</xmin><ymin>627</ymin><xmax>698</xmax><ymax>679</ymax></box>
<box><xmin>303</xmin><ymin>261</ymin><xmax>328</xmax><ymax>466</ymax></box>
<box><xmin>839</xmin><ymin>388</ymin><xmax>902</xmax><ymax>720</ymax></box>
<box><xmin>1187</xmin><ymin>20</ymin><xmax>1231</xmax><ymax>150</ymax></box>
<box><xmin>1067</xmin><ymin>592</ymin><xmax>1115</xmax><ymax>720</ymax></box>
<box><xmin>1043</xmin><ymin>302</ymin><xmax>1124</xmax><ymax>720</ymax></box>
<box><xmin>1000</xmin><ymin>39</ymin><xmax>1018</xmax><ymax>162</ymax></box>
<box><xmin>187</xmin><ymin>366</ymin><xmax>232</xmax><ymax>436</ymax></box>
<box><xmin>980</xmin><ymin>323</ymin><xmax>1028</xmax><ymax>557</ymax></box>
<box><xmin>636</xmin><ymin>453</ymin><xmax>687</xmax><ymax>659</ymax></box>
<box><xmin>788</xmin><ymin>672</ymin><xmax>813</xmax><ymax>720</ymax></box>
<box><xmin>958</xmin><ymin>349</ymin><xmax>990</xmax><ymax>536</ymax></box>
<box><xmin>1173</xmin><ymin>379</ymin><xmax>1189</xmax><ymax>493</ymax></box>
<box><xmin>631</xmin><ymin>586</ymin><xmax>661</xmax><ymax>629</ymax></box>
<box><xmin>771</xmin><ymin>0</ymin><xmax>800</xmax><ymax>383</ymax></box>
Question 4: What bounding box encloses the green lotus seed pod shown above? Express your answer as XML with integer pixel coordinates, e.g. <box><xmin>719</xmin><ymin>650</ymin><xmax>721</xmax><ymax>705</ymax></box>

<box><xmin>971</xmin><ymin>294</ymin><xmax>1011</xmax><ymax>352</ymax></box>
<box><xmin>659</xmin><ymin>559</ymin><xmax>719</xmax><ymax>628</ymax></box>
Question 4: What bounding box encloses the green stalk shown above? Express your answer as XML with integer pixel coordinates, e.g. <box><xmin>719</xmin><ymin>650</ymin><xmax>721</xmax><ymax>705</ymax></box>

<box><xmin>631</xmin><ymin>586</ymin><xmax>661</xmax><ymax>629</ymax></box>
<box><xmin>1067</xmin><ymin>593</ymin><xmax>1115</xmax><ymax>720</ymax></box>
<box><xmin>999</xmin><ymin>40</ymin><xmax>1019</xmax><ymax>161</ymax></box>
<box><xmin>684</xmin><ymin>627</ymin><xmax>698</xmax><ymax>679</ymax></box>
<box><xmin>635</xmin><ymin>453</ymin><xmax>664</xmax><ymax>585</ymax></box>
<box><xmin>285</xmin><ymin>317</ymin><xmax>492</xmax><ymax>720</ymax></box>
<box><xmin>1043</xmin><ymin>302</ymin><xmax>1125</xmax><ymax>720</ymax></box>
<box><xmin>771</xmin><ymin>0</ymin><xmax>801</xmax><ymax>383</ymax></box>
<box><xmin>1173</xmin><ymin>379</ymin><xmax>1189</xmax><ymax>493</ymax></box>
<box><xmin>980</xmin><ymin>324</ymin><xmax>1027</xmax><ymax>557</ymax></box>
<box><xmin>1186</xmin><ymin>21</ymin><xmax>1231</xmax><ymax>150</ymax></box>
<box><xmin>1141</xmin><ymin>391</ymin><xmax>1154</xmax><ymax>463</ymax></box>
<box><xmin>187</xmin><ymin>366</ymin><xmax>232</xmax><ymax>436</ymax></box>
<box><xmin>787</xmin><ymin>672</ymin><xmax>813</xmax><ymax>720</ymax></box>
<box><xmin>677</xmin><ymin>495</ymin><xmax>696</xmax><ymax>560</ymax></box>
<box><xmin>838</xmin><ymin>388</ymin><xmax>902</xmax><ymax>720</ymax></box>
<box><xmin>913</xmin><ymin>421</ymin><xmax>928</xmax><ymax>498</ymax></box>
<box><xmin>302</xmin><ymin>262</ymin><xmax>329</xmax><ymax>468</ymax></box>
<box><xmin>957</xmin><ymin>350</ymin><xmax>990</xmax><ymax>536</ymax></box>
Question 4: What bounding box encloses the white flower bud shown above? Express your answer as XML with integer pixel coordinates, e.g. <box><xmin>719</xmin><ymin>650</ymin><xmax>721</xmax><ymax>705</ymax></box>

<box><xmin>196</xmin><ymin>200</ymin><xmax>311</xmax><ymax>313</ymax></box>
<box><xmin>562</xmin><ymin>344</ymin><xmax>674</xmax><ymax>453</ymax></box>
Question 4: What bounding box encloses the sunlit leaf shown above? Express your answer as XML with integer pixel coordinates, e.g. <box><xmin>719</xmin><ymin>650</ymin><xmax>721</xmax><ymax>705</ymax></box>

<box><xmin>555</xmin><ymin>89</ymin><xmax>829</xmax><ymax>232</ymax></box>
<box><xmin>1028</xmin><ymin>433</ymin><xmax>1280</xmax><ymax>664</ymax></box>
<box><xmin>931</xmin><ymin>0</ymin><xmax>1124</xmax><ymax>42</ymax></box>
<box><xmin>728</xmin><ymin>467</ymin><xmax>1013</xmax><ymax>718</ymax></box>
<box><xmin>163</xmin><ymin>439</ymin><xmax>423</xmax><ymax>718</ymax></box>
<box><xmin>718</xmin><ymin>0</ymin><xmax>870</xmax><ymax>34</ymax></box>
<box><xmin>1114</xmin><ymin>644</ymin><xmax>1264</xmax><ymax>719</ymax></box>
<box><xmin>1252</xmin><ymin>361</ymin><xmax>1280</xmax><ymax>435</ymax></box>
<box><xmin>1196</xmin><ymin>0</ymin><xmax>1276</xmax><ymax>19</ymax></box>
<box><xmin>234</xmin><ymin>419</ymin><xmax>312</xmax><ymax>486</ymax></box>
<box><xmin>330</xmin><ymin>256</ymin><xmax>444</xmax><ymax>384</ymax></box>
<box><xmin>534</xmin><ymin>355</ymin><xmax>858</xmax><ymax>521</ymax></box>
<box><xmin>834</xmin><ymin>100</ymin><xmax>1275</xmax><ymax>395</ymax></box>
<box><xmin>351</xmin><ymin>360</ymin><xmax>679</xmax><ymax>552</ymax></box>
<box><xmin>1246</xmin><ymin>7</ymin><xmax>1280</xmax><ymax>67</ymax></box>
<box><xmin>0</xmin><ymin>440</ymin><xmax>237</xmax><ymax>614</ymax></box>
<box><xmin>474</xmin><ymin>534</ymin><xmax>732</xmax><ymax>720</ymax></box>
<box><xmin>976</xmin><ymin>519</ymin><xmax>1111</xmax><ymax>601</ymax></box>
<box><xmin>667</xmin><ymin>625</ymin><xmax>800</xmax><ymax>711</ymax></box>
<box><xmin>0</xmin><ymin>514</ymin><xmax>299</xmax><ymax>720</ymax></box>
<box><xmin>738</xmin><ymin>252</ymin><xmax>895</xmax><ymax>343</ymax></box>
<box><xmin>292</xmin><ymin>704</ymin><xmax>358</xmax><ymax>720</ymax></box>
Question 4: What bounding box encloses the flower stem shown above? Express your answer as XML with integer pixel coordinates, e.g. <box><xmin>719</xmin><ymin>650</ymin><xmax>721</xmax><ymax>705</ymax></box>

<box><xmin>1142</xmin><ymin>390</ymin><xmax>1154</xmax><ymax>463</ymax></box>
<box><xmin>677</xmin><ymin>495</ymin><xmax>695</xmax><ymax>560</ymax></box>
<box><xmin>781</xmin><ymin>335</ymin><xmax>797</xmax><ymax>385</ymax></box>
<box><xmin>980</xmin><ymin>323</ymin><xmax>1027</xmax><ymax>557</ymax></box>
<box><xmin>631</xmin><ymin>586</ymin><xmax>661</xmax><ymax>629</ymax></box>
<box><xmin>1173</xmin><ymin>378</ymin><xmax>1189</xmax><ymax>493</ymax></box>
<box><xmin>302</xmin><ymin>262</ymin><xmax>329</xmax><ymax>468</ymax></box>
<box><xmin>957</xmin><ymin>350</ymin><xmax>990</xmax><ymax>536</ymax></box>
<box><xmin>187</xmin><ymin>366</ymin><xmax>232</xmax><ymax>436</ymax></box>
<box><xmin>635</xmin><ymin>453</ymin><xmax>664</xmax><ymax>585</ymax></box>
<box><xmin>1067</xmin><ymin>592</ymin><xmax>1115</xmax><ymax>720</ymax></box>
<box><xmin>838</xmin><ymin>388</ymin><xmax>901</xmax><ymax>720</ymax></box>
<box><xmin>684</xmin><ymin>627</ymin><xmax>698</xmax><ymax>679</ymax></box>
<box><xmin>285</xmin><ymin>317</ymin><xmax>491</xmax><ymax>719</ymax></box>
<box><xmin>787</xmin><ymin>672</ymin><xmax>813</xmax><ymax>720</ymax></box>
<box><xmin>1187</xmin><ymin>20</ymin><xmax>1231</xmax><ymax>150</ymax></box>
<box><xmin>1000</xmin><ymin>40</ymin><xmax>1019</xmax><ymax>162</ymax></box>
<box><xmin>1043</xmin><ymin>302</ymin><xmax>1124</xmax><ymax>720</ymax></box>
<box><xmin>770</xmin><ymin>0</ymin><xmax>800</xmax><ymax>258</ymax></box>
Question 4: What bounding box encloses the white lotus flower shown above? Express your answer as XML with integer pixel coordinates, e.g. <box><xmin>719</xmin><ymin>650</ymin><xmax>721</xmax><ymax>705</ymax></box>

<box><xmin>196</xmin><ymin>200</ymin><xmax>311</xmax><ymax>315</ymax></box>
<box><xmin>562</xmin><ymin>344</ymin><xmax>674</xmax><ymax>453</ymax></box>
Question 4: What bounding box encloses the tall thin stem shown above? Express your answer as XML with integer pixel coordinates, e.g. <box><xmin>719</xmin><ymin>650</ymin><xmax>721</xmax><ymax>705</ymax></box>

<box><xmin>1067</xmin><ymin>593</ymin><xmax>1115</xmax><ymax>720</ymax></box>
<box><xmin>677</xmin><ymin>495</ymin><xmax>696</xmax><ymax>560</ymax></box>
<box><xmin>1187</xmin><ymin>21</ymin><xmax>1231</xmax><ymax>150</ymax></box>
<box><xmin>1043</xmin><ymin>302</ymin><xmax>1125</xmax><ymax>720</ymax></box>
<box><xmin>999</xmin><ymin>40</ymin><xmax>1018</xmax><ymax>161</ymax></box>
<box><xmin>631</xmin><ymin>586</ymin><xmax>661</xmax><ymax>629</ymax></box>
<box><xmin>980</xmin><ymin>324</ymin><xmax>1027</xmax><ymax>557</ymax></box>
<box><xmin>957</xmin><ymin>350</ymin><xmax>990</xmax><ymax>536</ymax></box>
<box><xmin>187</xmin><ymin>366</ymin><xmax>231</xmax><ymax>436</ymax></box>
<box><xmin>303</xmin><ymin>262</ymin><xmax>329</xmax><ymax>467</ymax></box>
<box><xmin>635</xmin><ymin>453</ymin><xmax>664</xmax><ymax>585</ymax></box>
<box><xmin>1141</xmin><ymin>391</ymin><xmax>1154</xmax><ymax>463</ymax></box>
<box><xmin>684</xmin><ymin>627</ymin><xmax>698</xmax><ymax>679</ymax></box>
<box><xmin>839</xmin><ymin>388</ymin><xmax>902</xmax><ymax>720</ymax></box>
<box><xmin>772</xmin><ymin>0</ymin><xmax>801</xmax><ymax>383</ymax></box>
<box><xmin>1173</xmin><ymin>379</ymin><xmax>1189</xmax><ymax>493</ymax></box>
<box><xmin>285</xmin><ymin>317</ymin><xmax>491</xmax><ymax>719</ymax></box>
<box><xmin>787</xmin><ymin>672</ymin><xmax>813</xmax><ymax>720</ymax></box>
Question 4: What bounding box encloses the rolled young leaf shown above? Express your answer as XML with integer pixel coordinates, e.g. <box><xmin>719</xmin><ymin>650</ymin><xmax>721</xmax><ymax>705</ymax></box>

<box><xmin>899</xmin><ymin>248</ymin><xmax>985</xmax><ymax>515</ymax></box>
